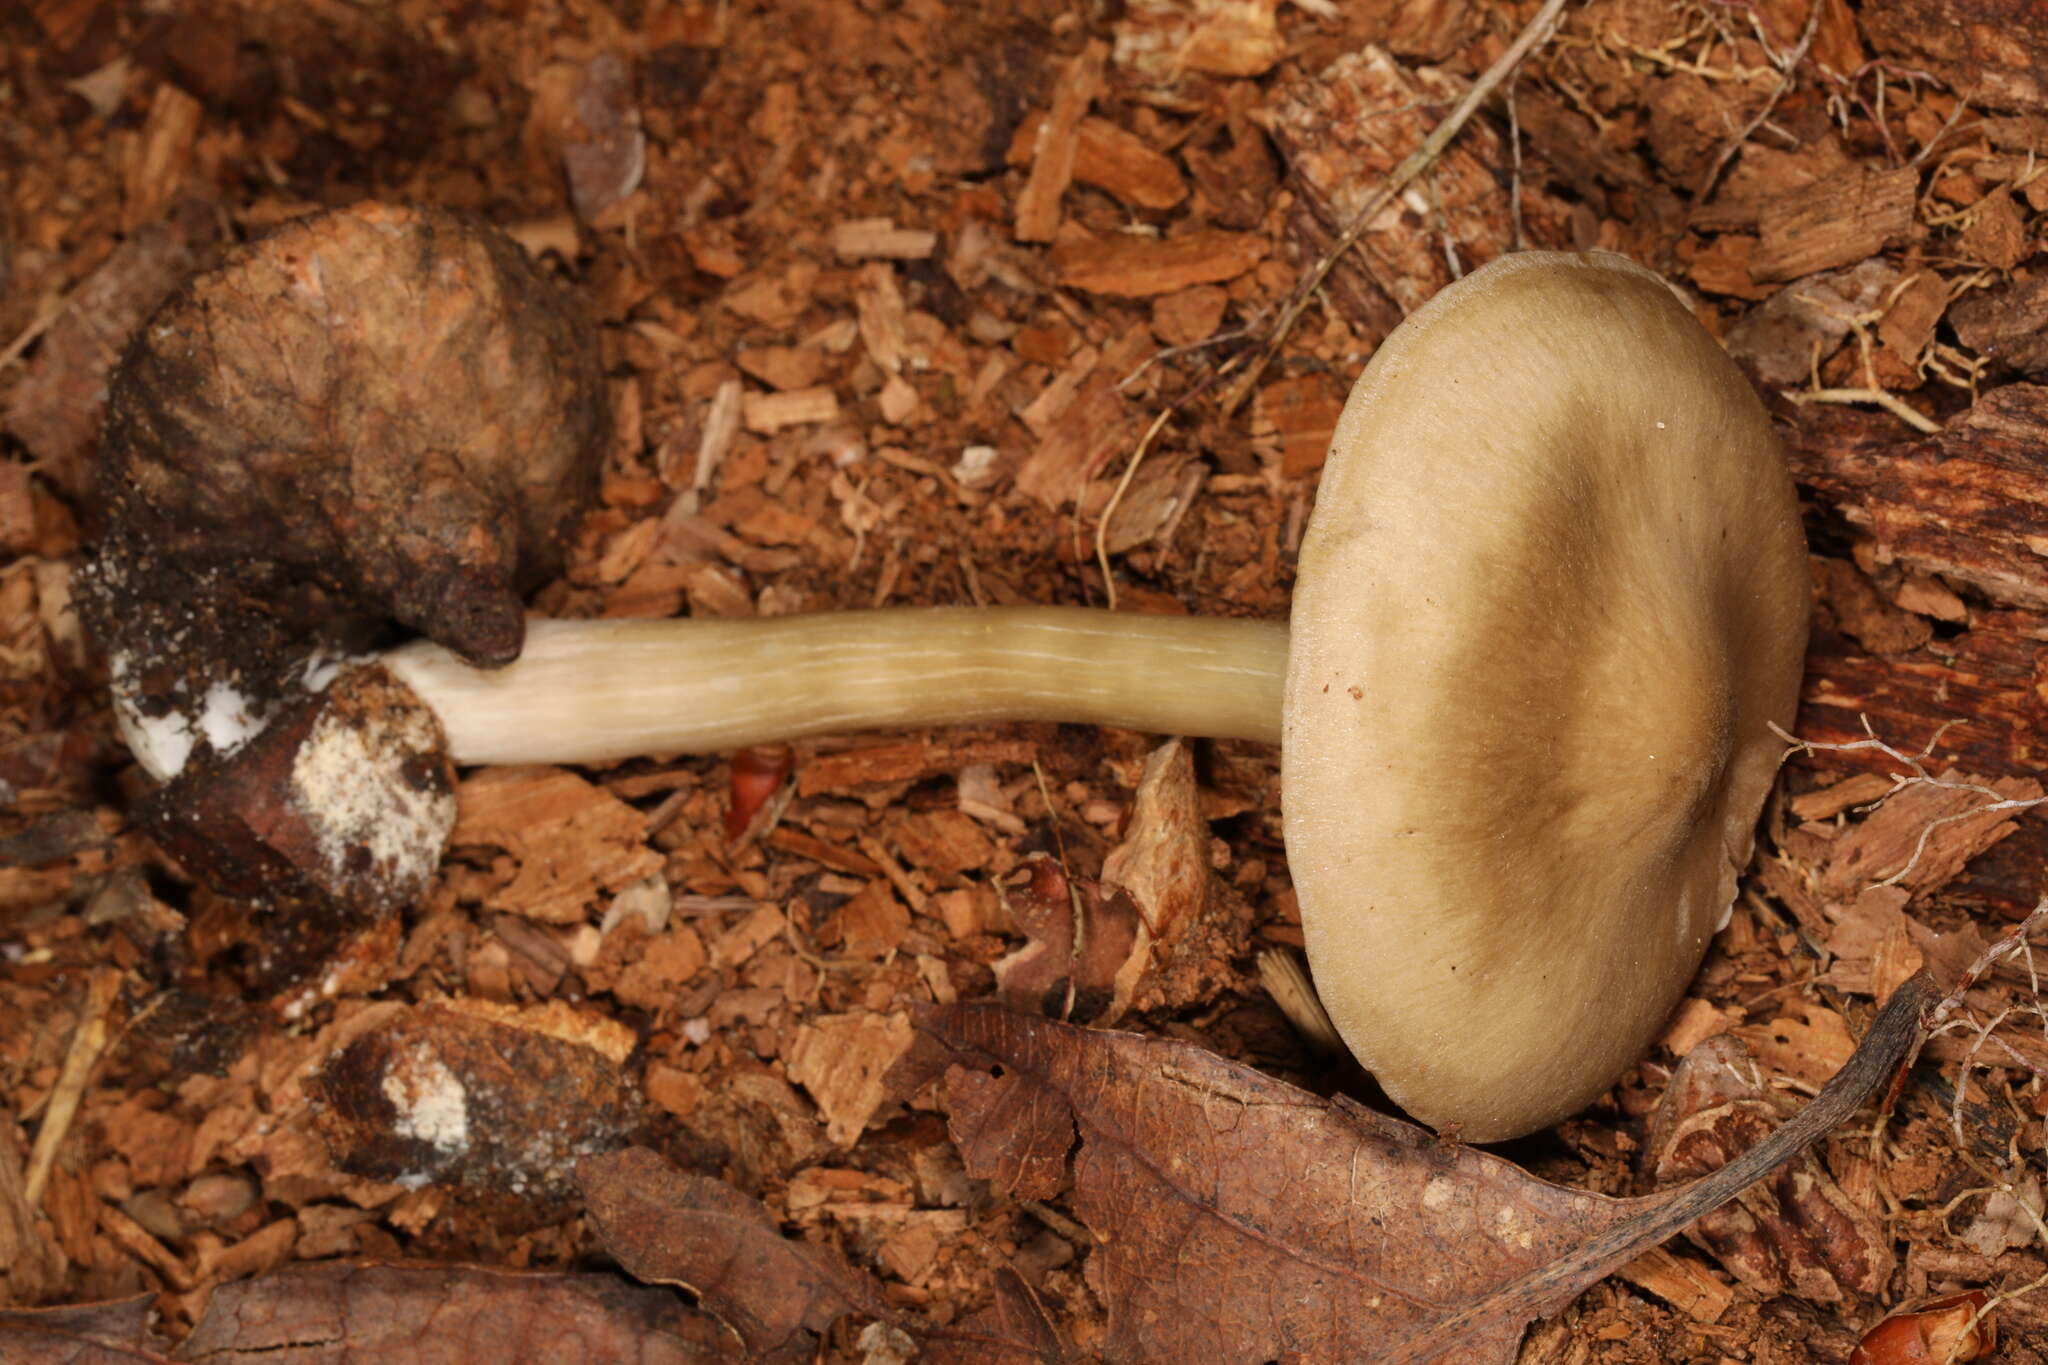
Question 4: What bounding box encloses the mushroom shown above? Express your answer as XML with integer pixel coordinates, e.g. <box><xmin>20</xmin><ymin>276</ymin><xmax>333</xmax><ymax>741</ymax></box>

<box><xmin>1283</xmin><ymin>250</ymin><xmax>1809</xmax><ymax>1138</ymax></box>
<box><xmin>87</xmin><ymin>236</ymin><xmax>1807</xmax><ymax>1140</ymax></box>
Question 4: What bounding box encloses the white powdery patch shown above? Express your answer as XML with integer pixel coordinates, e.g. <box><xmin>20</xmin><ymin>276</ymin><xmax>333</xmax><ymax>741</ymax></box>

<box><xmin>111</xmin><ymin>696</ymin><xmax>199</xmax><ymax>784</ymax></box>
<box><xmin>300</xmin><ymin>648</ymin><xmax>362</xmax><ymax>692</ymax></box>
<box><xmin>109</xmin><ymin>652</ymin><xmax>268</xmax><ymax>783</ymax></box>
<box><xmin>289</xmin><ymin>691</ymin><xmax>455</xmax><ymax>894</ymax></box>
<box><xmin>382</xmin><ymin>1041</ymin><xmax>469</xmax><ymax>1154</ymax></box>
<box><xmin>195</xmin><ymin>679</ymin><xmax>268</xmax><ymax>755</ymax></box>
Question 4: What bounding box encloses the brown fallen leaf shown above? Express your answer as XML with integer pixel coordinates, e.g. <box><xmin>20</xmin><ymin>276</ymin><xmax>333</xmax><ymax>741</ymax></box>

<box><xmin>581</xmin><ymin>1148</ymin><xmax>1069</xmax><ymax>1364</ymax></box>
<box><xmin>923</xmin><ymin>1267</ymin><xmax>1071</xmax><ymax>1365</ymax></box>
<box><xmin>0</xmin><ymin>1293</ymin><xmax>161</xmax><ymax>1362</ymax></box>
<box><xmin>991</xmin><ymin>856</ymin><xmax>1140</xmax><ymax>1024</ymax></box>
<box><xmin>1645</xmin><ymin>1034</ymin><xmax>1892</xmax><ymax>1302</ymax></box>
<box><xmin>0</xmin><ymin>1265</ymin><xmax>737</xmax><ymax>1363</ymax></box>
<box><xmin>183</xmin><ymin>1261</ymin><xmax>734</xmax><ymax>1362</ymax></box>
<box><xmin>579</xmin><ymin>1146</ymin><xmax>892</xmax><ymax>1362</ymax></box>
<box><xmin>905</xmin><ymin>974</ymin><xmax>1935</xmax><ymax>1364</ymax></box>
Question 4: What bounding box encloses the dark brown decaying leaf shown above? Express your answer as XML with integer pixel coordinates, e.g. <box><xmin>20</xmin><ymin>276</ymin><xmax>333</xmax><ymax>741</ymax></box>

<box><xmin>578</xmin><ymin>1146</ymin><xmax>891</xmax><ymax>1362</ymax></box>
<box><xmin>1645</xmin><ymin>1034</ymin><xmax>1893</xmax><ymax>1301</ymax></box>
<box><xmin>991</xmin><ymin>856</ymin><xmax>1140</xmax><ymax>1024</ymax></box>
<box><xmin>179</xmin><ymin>1261</ymin><xmax>734</xmax><ymax>1363</ymax></box>
<box><xmin>0</xmin><ymin>1267</ymin><xmax>735</xmax><ymax>1363</ymax></box>
<box><xmin>912</xmin><ymin>974</ymin><xmax>1936</xmax><ymax>1365</ymax></box>
<box><xmin>581</xmin><ymin>1148</ymin><xmax>1071</xmax><ymax>1364</ymax></box>
<box><xmin>922</xmin><ymin>1268</ymin><xmax>1071</xmax><ymax>1365</ymax></box>
<box><xmin>942</xmin><ymin>1061</ymin><xmax>1074</xmax><ymax>1201</ymax></box>
<box><xmin>0</xmin><ymin>1294</ymin><xmax>161</xmax><ymax>1363</ymax></box>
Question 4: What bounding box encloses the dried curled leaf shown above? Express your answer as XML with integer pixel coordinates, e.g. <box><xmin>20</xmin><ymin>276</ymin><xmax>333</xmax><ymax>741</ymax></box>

<box><xmin>580</xmin><ymin>1147</ymin><xmax>1069</xmax><ymax>1364</ymax></box>
<box><xmin>579</xmin><ymin>1147</ymin><xmax>890</xmax><ymax>1362</ymax></box>
<box><xmin>1646</xmin><ymin>1033</ymin><xmax>1893</xmax><ymax>1301</ymax></box>
<box><xmin>907</xmin><ymin>976</ymin><xmax>1934</xmax><ymax>1364</ymax></box>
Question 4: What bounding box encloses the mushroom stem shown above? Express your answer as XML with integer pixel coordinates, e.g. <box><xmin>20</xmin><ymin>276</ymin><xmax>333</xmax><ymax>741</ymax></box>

<box><xmin>381</xmin><ymin>606</ymin><xmax>1289</xmax><ymax>766</ymax></box>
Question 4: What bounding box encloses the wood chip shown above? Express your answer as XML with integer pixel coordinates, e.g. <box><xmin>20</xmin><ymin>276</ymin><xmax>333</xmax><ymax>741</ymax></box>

<box><xmin>1753</xmin><ymin>165</ymin><xmax>1916</xmax><ymax>282</ymax></box>
<box><xmin>1789</xmin><ymin>772</ymin><xmax>1898</xmax><ymax>822</ymax></box>
<box><xmin>838</xmin><ymin>879</ymin><xmax>909</xmax><ymax>959</ymax></box>
<box><xmin>832</xmin><ymin>218</ymin><xmax>938</xmax><ymax>260</ymax></box>
<box><xmin>1008</xmin><ymin>114</ymin><xmax>1186</xmax><ymax>210</ymax></box>
<box><xmin>742</xmin><ymin>386</ymin><xmax>839</xmax><ymax>433</ymax></box>
<box><xmin>785</xmin><ymin>1011</ymin><xmax>915</xmax><ymax>1146</ymax></box>
<box><xmin>1615</xmin><ymin>1245</ymin><xmax>1734</xmax><ymax>1324</ymax></box>
<box><xmin>1051</xmin><ymin>229</ymin><xmax>1266</xmax><ymax>296</ymax></box>
<box><xmin>1015</xmin><ymin>41</ymin><xmax>1107</xmax><ymax>242</ymax></box>
<box><xmin>796</xmin><ymin>737</ymin><xmax>1038</xmax><ymax>796</ymax></box>
<box><xmin>122</xmin><ymin>82</ymin><xmax>202</xmax><ymax>232</ymax></box>
<box><xmin>712</xmin><ymin>903</ymin><xmax>787</xmax><ymax>968</ymax></box>
<box><xmin>1657</xmin><ymin>997</ymin><xmax>1736</xmax><ymax>1057</ymax></box>
<box><xmin>1736</xmin><ymin>1002</ymin><xmax>1856</xmax><ymax>1090</ymax></box>
<box><xmin>765</xmin><ymin>826</ymin><xmax>884</xmax><ymax>876</ymax></box>
<box><xmin>449</xmin><ymin>768</ymin><xmax>662</xmax><ymax>924</ymax></box>
<box><xmin>1114</xmin><ymin>0</ymin><xmax>1284</xmax><ymax>80</ymax></box>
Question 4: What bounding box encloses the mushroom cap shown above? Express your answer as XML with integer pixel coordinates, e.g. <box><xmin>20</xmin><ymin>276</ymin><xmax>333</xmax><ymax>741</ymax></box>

<box><xmin>1282</xmin><ymin>251</ymin><xmax>1809</xmax><ymax>1141</ymax></box>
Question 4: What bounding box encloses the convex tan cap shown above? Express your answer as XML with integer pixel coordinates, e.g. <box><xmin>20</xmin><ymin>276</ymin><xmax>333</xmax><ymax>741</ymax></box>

<box><xmin>1283</xmin><ymin>251</ymin><xmax>1809</xmax><ymax>1141</ymax></box>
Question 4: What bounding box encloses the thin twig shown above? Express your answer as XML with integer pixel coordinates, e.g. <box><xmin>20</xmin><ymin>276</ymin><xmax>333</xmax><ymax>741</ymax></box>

<box><xmin>0</xmin><ymin>290</ymin><xmax>70</xmax><ymax>374</ymax></box>
<box><xmin>1691</xmin><ymin>0</ymin><xmax>1821</xmax><ymax>206</ymax></box>
<box><xmin>24</xmin><ymin>969</ymin><xmax>121</xmax><ymax>1207</ymax></box>
<box><xmin>1220</xmin><ymin>0</ymin><xmax>1572</xmax><ymax>416</ymax></box>
<box><xmin>1772</xmin><ymin>719</ymin><xmax>2045</xmax><ymax>889</ymax></box>
<box><xmin>1096</xmin><ymin>405</ymin><xmax>1174</xmax><ymax>612</ymax></box>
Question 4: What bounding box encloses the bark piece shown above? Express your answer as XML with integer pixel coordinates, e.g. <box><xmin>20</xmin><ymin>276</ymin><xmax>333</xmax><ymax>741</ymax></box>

<box><xmin>0</xmin><ymin>1296</ymin><xmax>159</xmax><ymax>1360</ymax></box>
<box><xmin>1959</xmin><ymin>186</ymin><xmax>2030</xmax><ymax>270</ymax></box>
<box><xmin>1726</xmin><ymin>261</ymin><xmax>1900</xmax><ymax>386</ymax></box>
<box><xmin>1794</xmin><ymin>614</ymin><xmax>2048</xmax><ymax>919</ymax></box>
<box><xmin>1265</xmin><ymin>47</ymin><xmax>1567</xmax><ymax>349</ymax></box>
<box><xmin>1788</xmin><ymin>387</ymin><xmax>2048</xmax><ymax>610</ymax></box>
<box><xmin>1814</xmin><ymin>767</ymin><xmax>2042</xmax><ymax>905</ymax></box>
<box><xmin>1253</xmin><ymin>373</ymin><xmax>1345</xmax><ymax>477</ymax></box>
<box><xmin>1861</xmin><ymin>0</ymin><xmax>2048</xmax><ymax>113</ymax></box>
<box><xmin>1752</xmin><ymin>166</ymin><xmax>1917</xmax><ymax>282</ymax></box>
<box><xmin>308</xmin><ymin>1001</ymin><xmax>642</xmax><ymax>1203</ymax></box>
<box><xmin>1951</xmin><ymin>275</ymin><xmax>2048</xmax><ymax>378</ymax></box>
